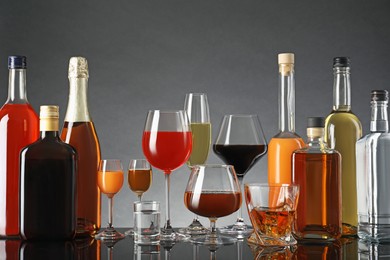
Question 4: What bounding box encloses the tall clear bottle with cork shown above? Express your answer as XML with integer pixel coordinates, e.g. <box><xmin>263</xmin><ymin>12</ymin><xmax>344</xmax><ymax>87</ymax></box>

<box><xmin>325</xmin><ymin>57</ymin><xmax>362</xmax><ymax>236</ymax></box>
<box><xmin>61</xmin><ymin>57</ymin><xmax>101</xmax><ymax>237</ymax></box>
<box><xmin>268</xmin><ymin>53</ymin><xmax>304</xmax><ymax>185</ymax></box>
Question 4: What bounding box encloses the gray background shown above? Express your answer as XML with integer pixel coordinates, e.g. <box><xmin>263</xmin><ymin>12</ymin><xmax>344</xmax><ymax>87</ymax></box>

<box><xmin>0</xmin><ymin>1</ymin><xmax>389</xmax><ymax>228</ymax></box>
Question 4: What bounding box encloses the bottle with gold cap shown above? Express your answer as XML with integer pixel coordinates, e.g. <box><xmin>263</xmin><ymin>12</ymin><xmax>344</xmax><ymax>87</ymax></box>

<box><xmin>61</xmin><ymin>57</ymin><xmax>101</xmax><ymax>237</ymax></box>
<box><xmin>292</xmin><ymin>117</ymin><xmax>342</xmax><ymax>241</ymax></box>
<box><xmin>20</xmin><ymin>105</ymin><xmax>77</xmax><ymax>240</ymax></box>
<box><xmin>268</xmin><ymin>53</ymin><xmax>304</xmax><ymax>185</ymax></box>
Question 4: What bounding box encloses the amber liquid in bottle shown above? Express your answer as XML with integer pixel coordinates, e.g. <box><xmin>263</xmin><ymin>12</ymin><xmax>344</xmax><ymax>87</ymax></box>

<box><xmin>61</xmin><ymin>57</ymin><xmax>101</xmax><ymax>237</ymax></box>
<box><xmin>0</xmin><ymin>56</ymin><xmax>39</xmax><ymax>237</ymax></box>
<box><xmin>293</xmin><ymin>118</ymin><xmax>342</xmax><ymax>241</ymax></box>
<box><xmin>268</xmin><ymin>53</ymin><xmax>304</xmax><ymax>185</ymax></box>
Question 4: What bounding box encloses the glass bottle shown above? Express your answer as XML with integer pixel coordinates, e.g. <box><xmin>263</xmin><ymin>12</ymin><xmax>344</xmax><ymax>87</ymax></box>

<box><xmin>0</xmin><ymin>56</ymin><xmax>39</xmax><ymax>237</ymax></box>
<box><xmin>20</xmin><ymin>106</ymin><xmax>77</xmax><ymax>240</ymax></box>
<box><xmin>292</xmin><ymin>117</ymin><xmax>342</xmax><ymax>241</ymax></box>
<box><xmin>268</xmin><ymin>53</ymin><xmax>304</xmax><ymax>185</ymax></box>
<box><xmin>325</xmin><ymin>57</ymin><xmax>362</xmax><ymax>236</ymax></box>
<box><xmin>356</xmin><ymin>90</ymin><xmax>390</xmax><ymax>242</ymax></box>
<box><xmin>61</xmin><ymin>57</ymin><xmax>101</xmax><ymax>237</ymax></box>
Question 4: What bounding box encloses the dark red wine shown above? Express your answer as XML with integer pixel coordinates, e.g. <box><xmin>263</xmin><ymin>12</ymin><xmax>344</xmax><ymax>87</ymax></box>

<box><xmin>213</xmin><ymin>144</ymin><xmax>266</xmax><ymax>176</ymax></box>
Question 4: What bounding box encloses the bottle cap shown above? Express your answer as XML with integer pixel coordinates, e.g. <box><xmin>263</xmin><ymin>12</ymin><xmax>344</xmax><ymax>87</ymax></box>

<box><xmin>8</xmin><ymin>56</ymin><xmax>27</xmax><ymax>69</ymax></box>
<box><xmin>333</xmin><ymin>57</ymin><xmax>350</xmax><ymax>67</ymax></box>
<box><xmin>68</xmin><ymin>57</ymin><xmax>89</xmax><ymax>78</ymax></box>
<box><xmin>371</xmin><ymin>90</ymin><xmax>389</xmax><ymax>102</ymax></box>
<box><xmin>40</xmin><ymin>105</ymin><xmax>59</xmax><ymax>119</ymax></box>
<box><xmin>307</xmin><ymin>117</ymin><xmax>325</xmax><ymax>128</ymax></box>
<box><xmin>278</xmin><ymin>53</ymin><xmax>294</xmax><ymax>64</ymax></box>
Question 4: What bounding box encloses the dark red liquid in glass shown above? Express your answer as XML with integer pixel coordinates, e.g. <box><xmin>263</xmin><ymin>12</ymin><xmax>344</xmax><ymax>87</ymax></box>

<box><xmin>142</xmin><ymin>131</ymin><xmax>192</xmax><ymax>173</ymax></box>
<box><xmin>213</xmin><ymin>144</ymin><xmax>266</xmax><ymax>176</ymax></box>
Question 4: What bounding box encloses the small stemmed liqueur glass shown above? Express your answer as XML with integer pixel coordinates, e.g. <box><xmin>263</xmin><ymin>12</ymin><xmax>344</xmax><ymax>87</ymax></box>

<box><xmin>142</xmin><ymin>110</ymin><xmax>192</xmax><ymax>241</ymax></box>
<box><xmin>213</xmin><ymin>114</ymin><xmax>267</xmax><ymax>237</ymax></box>
<box><xmin>95</xmin><ymin>159</ymin><xmax>125</xmax><ymax>241</ymax></box>
<box><xmin>179</xmin><ymin>93</ymin><xmax>211</xmax><ymax>235</ymax></box>
<box><xmin>184</xmin><ymin>164</ymin><xmax>241</xmax><ymax>247</ymax></box>
<box><xmin>125</xmin><ymin>159</ymin><xmax>153</xmax><ymax>236</ymax></box>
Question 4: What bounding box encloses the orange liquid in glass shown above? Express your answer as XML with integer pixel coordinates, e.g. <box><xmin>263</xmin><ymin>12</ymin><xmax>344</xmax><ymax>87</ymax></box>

<box><xmin>268</xmin><ymin>137</ymin><xmax>304</xmax><ymax>184</ymax></box>
<box><xmin>0</xmin><ymin>103</ymin><xmax>39</xmax><ymax>237</ymax></box>
<box><xmin>98</xmin><ymin>171</ymin><xmax>124</xmax><ymax>198</ymax></box>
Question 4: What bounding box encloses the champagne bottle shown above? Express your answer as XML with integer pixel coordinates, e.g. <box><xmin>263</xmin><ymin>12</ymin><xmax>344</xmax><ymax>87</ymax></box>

<box><xmin>325</xmin><ymin>57</ymin><xmax>362</xmax><ymax>236</ymax></box>
<box><xmin>61</xmin><ymin>57</ymin><xmax>101</xmax><ymax>237</ymax></box>
<box><xmin>20</xmin><ymin>106</ymin><xmax>77</xmax><ymax>240</ymax></box>
<box><xmin>0</xmin><ymin>56</ymin><xmax>39</xmax><ymax>237</ymax></box>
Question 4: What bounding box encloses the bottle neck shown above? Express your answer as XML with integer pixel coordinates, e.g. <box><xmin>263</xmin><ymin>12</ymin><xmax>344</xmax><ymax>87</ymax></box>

<box><xmin>371</xmin><ymin>101</ymin><xmax>389</xmax><ymax>133</ymax></box>
<box><xmin>278</xmin><ymin>64</ymin><xmax>296</xmax><ymax>132</ymax></box>
<box><xmin>40</xmin><ymin>118</ymin><xmax>59</xmax><ymax>138</ymax></box>
<box><xmin>7</xmin><ymin>69</ymin><xmax>29</xmax><ymax>104</ymax></box>
<box><xmin>306</xmin><ymin>128</ymin><xmax>326</xmax><ymax>149</ymax></box>
<box><xmin>64</xmin><ymin>78</ymin><xmax>91</xmax><ymax>122</ymax></box>
<box><xmin>333</xmin><ymin>67</ymin><xmax>351</xmax><ymax>111</ymax></box>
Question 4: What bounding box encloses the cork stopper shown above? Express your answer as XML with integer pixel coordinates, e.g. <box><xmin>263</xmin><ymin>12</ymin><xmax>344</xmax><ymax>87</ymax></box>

<box><xmin>40</xmin><ymin>105</ymin><xmax>59</xmax><ymax>131</ymax></box>
<box><xmin>68</xmin><ymin>57</ymin><xmax>89</xmax><ymax>78</ymax></box>
<box><xmin>278</xmin><ymin>53</ymin><xmax>294</xmax><ymax>64</ymax></box>
<box><xmin>306</xmin><ymin>117</ymin><xmax>324</xmax><ymax>138</ymax></box>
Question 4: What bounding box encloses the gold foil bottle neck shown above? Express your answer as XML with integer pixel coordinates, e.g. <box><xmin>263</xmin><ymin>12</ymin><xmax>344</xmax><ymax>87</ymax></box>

<box><xmin>40</xmin><ymin>105</ymin><xmax>59</xmax><ymax>131</ymax></box>
<box><xmin>68</xmin><ymin>57</ymin><xmax>89</xmax><ymax>78</ymax></box>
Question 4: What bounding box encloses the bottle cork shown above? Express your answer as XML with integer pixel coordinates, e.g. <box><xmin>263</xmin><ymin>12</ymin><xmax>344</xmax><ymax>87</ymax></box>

<box><xmin>278</xmin><ymin>53</ymin><xmax>294</xmax><ymax>64</ymax></box>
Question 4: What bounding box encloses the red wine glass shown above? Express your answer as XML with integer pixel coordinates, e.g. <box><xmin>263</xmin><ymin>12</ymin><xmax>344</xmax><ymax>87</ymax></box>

<box><xmin>213</xmin><ymin>114</ymin><xmax>267</xmax><ymax>237</ymax></box>
<box><xmin>142</xmin><ymin>110</ymin><xmax>192</xmax><ymax>241</ymax></box>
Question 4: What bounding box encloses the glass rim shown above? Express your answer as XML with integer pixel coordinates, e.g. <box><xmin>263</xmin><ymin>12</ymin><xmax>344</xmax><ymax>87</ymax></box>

<box><xmin>133</xmin><ymin>200</ymin><xmax>159</xmax><ymax>206</ymax></box>
<box><xmin>147</xmin><ymin>109</ymin><xmax>186</xmax><ymax>114</ymax></box>
<box><xmin>185</xmin><ymin>92</ymin><xmax>207</xmax><ymax>96</ymax></box>
<box><xmin>192</xmin><ymin>164</ymin><xmax>234</xmax><ymax>169</ymax></box>
<box><xmin>244</xmin><ymin>183</ymin><xmax>299</xmax><ymax>188</ymax></box>
<box><xmin>223</xmin><ymin>114</ymin><xmax>258</xmax><ymax>118</ymax></box>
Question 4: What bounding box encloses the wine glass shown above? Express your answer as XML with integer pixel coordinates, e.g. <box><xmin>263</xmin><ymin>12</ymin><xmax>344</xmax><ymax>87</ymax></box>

<box><xmin>142</xmin><ymin>110</ymin><xmax>192</xmax><ymax>241</ymax></box>
<box><xmin>128</xmin><ymin>159</ymin><xmax>152</xmax><ymax>201</ymax></box>
<box><xmin>95</xmin><ymin>159</ymin><xmax>125</xmax><ymax>241</ymax></box>
<box><xmin>213</xmin><ymin>114</ymin><xmax>267</xmax><ymax>236</ymax></box>
<box><xmin>184</xmin><ymin>164</ymin><xmax>241</xmax><ymax>247</ymax></box>
<box><xmin>125</xmin><ymin>159</ymin><xmax>153</xmax><ymax>236</ymax></box>
<box><xmin>179</xmin><ymin>93</ymin><xmax>211</xmax><ymax>235</ymax></box>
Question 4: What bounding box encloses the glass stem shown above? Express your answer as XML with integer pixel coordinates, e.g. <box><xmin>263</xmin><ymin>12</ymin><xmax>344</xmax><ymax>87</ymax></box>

<box><xmin>209</xmin><ymin>218</ymin><xmax>217</xmax><ymax>239</ymax></box>
<box><xmin>108</xmin><ymin>197</ymin><xmax>113</xmax><ymax>228</ymax></box>
<box><xmin>164</xmin><ymin>172</ymin><xmax>172</xmax><ymax>232</ymax></box>
<box><xmin>138</xmin><ymin>194</ymin><xmax>142</xmax><ymax>202</ymax></box>
<box><xmin>108</xmin><ymin>247</ymin><xmax>113</xmax><ymax>260</ymax></box>
<box><xmin>236</xmin><ymin>177</ymin><xmax>244</xmax><ymax>223</ymax></box>
<box><xmin>210</xmin><ymin>251</ymin><xmax>216</xmax><ymax>260</ymax></box>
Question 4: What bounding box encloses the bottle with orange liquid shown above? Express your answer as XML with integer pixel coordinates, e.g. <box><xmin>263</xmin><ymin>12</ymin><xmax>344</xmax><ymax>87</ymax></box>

<box><xmin>268</xmin><ymin>53</ymin><xmax>304</xmax><ymax>185</ymax></box>
<box><xmin>61</xmin><ymin>57</ymin><xmax>101</xmax><ymax>237</ymax></box>
<box><xmin>0</xmin><ymin>56</ymin><xmax>39</xmax><ymax>238</ymax></box>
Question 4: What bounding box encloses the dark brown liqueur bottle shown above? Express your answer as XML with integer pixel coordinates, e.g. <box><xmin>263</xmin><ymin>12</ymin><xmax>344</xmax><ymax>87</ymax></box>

<box><xmin>20</xmin><ymin>106</ymin><xmax>77</xmax><ymax>240</ymax></box>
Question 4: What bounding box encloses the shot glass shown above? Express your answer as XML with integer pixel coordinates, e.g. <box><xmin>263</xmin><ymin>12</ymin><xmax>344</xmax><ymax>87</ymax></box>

<box><xmin>134</xmin><ymin>201</ymin><xmax>160</xmax><ymax>245</ymax></box>
<box><xmin>245</xmin><ymin>183</ymin><xmax>299</xmax><ymax>247</ymax></box>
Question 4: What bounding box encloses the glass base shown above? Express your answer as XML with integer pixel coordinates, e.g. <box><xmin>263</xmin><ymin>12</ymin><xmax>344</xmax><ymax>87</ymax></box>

<box><xmin>247</xmin><ymin>231</ymin><xmax>297</xmax><ymax>247</ymax></box>
<box><xmin>178</xmin><ymin>219</ymin><xmax>209</xmax><ymax>235</ymax></box>
<box><xmin>219</xmin><ymin>221</ymin><xmax>253</xmax><ymax>238</ymax></box>
<box><xmin>190</xmin><ymin>235</ymin><xmax>237</xmax><ymax>249</ymax></box>
<box><xmin>95</xmin><ymin>227</ymin><xmax>125</xmax><ymax>241</ymax></box>
<box><xmin>161</xmin><ymin>228</ymin><xmax>190</xmax><ymax>242</ymax></box>
<box><xmin>124</xmin><ymin>228</ymin><xmax>134</xmax><ymax>236</ymax></box>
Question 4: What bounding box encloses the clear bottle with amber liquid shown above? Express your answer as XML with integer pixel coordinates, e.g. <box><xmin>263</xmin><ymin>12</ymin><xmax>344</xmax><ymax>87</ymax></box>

<box><xmin>325</xmin><ymin>57</ymin><xmax>362</xmax><ymax>236</ymax></box>
<box><xmin>268</xmin><ymin>53</ymin><xmax>304</xmax><ymax>185</ymax></box>
<box><xmin>61</xmin><ymin>57</ymin><xmax>101</xmax><ymax>237</ymax></box>
<box><xmin>0</xmin><ymin>56</ymin><xmax>39</xmax><ymax>238</ymax></box>
<box><xmin>292</xmin><ymin>117</ymin><xmax>342</xmax><ymax>241</ymax></box>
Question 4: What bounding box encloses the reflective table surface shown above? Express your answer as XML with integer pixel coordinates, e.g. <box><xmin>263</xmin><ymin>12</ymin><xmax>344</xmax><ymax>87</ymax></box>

<box><xmin>2</xmin><ymin>229</ymin><xmax>389</xmax><ymax>259</ymax></box>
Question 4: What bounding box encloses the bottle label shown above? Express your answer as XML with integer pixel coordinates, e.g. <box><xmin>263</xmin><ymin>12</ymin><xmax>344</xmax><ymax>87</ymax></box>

<box><xmin>64</xmin><ymin>78</ymin><xmax>91</xmax><ymax>122</ymax></box>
